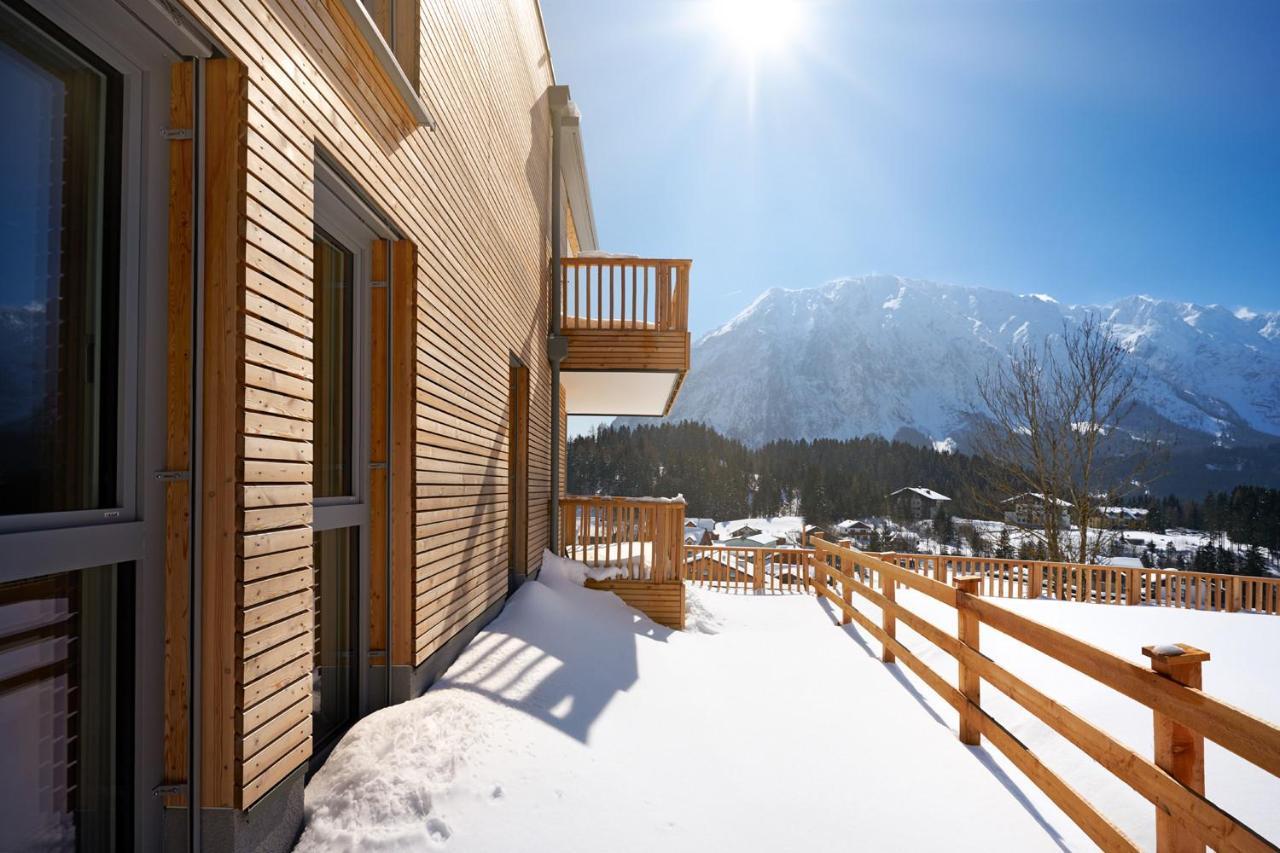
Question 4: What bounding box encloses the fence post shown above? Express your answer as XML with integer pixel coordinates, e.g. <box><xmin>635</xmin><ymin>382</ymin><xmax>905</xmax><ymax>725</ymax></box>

<box><xmin>753</xmin><ymin>550</ymin><xmax>765</xmax><ymax>592</ymax></box>
<box><xmin>1028</xmin><ymin>562</ymin><xmax>1043</xmax><ymax>599</ymax></box>
<box><xmin>1142</xmin><ymin>644</ymin><xmax>1209</xmax><ymax>853</ymax></box>
<box><xmin>1126</xmin><ymin>570</ymin><xmax>1141</xmax><ymax>606</ymax></box>
<box><xmin>934</xmin><ymin>556</ymin><xmax>946</xmax><ymax>583</ymax></box>
<box><xmin>880</xmin><ymin>566</ymin><xmax>896</xmax><ymax>664</ymax></box>
<box><xmin>955</xmin><ymin>575</ymin><xmax>982</xmax><ymax>746</ymax></box>
<box><xmin>1228</xmin><ymin>577</ymin><xmax>1242</xmax><ymax>613</ymax></box>
<box><xmin>841</xmin><ymin>560</ymin><xmax>853</xmax><ymax>626</ymax></box>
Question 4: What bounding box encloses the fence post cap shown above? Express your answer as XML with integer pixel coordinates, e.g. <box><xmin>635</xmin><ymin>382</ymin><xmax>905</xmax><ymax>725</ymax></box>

<box><xmin>1142</xmin><ymin>643</ymin><xmax>1211</xmax><ymax>665</ymax></box>
<box><xmin>954</xmin><ymin>574</ymin><xmax>982</xmax><ymax>591</ymax></box>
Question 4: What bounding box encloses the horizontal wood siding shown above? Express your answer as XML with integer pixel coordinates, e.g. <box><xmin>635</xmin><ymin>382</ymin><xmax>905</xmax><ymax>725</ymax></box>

<box><xmin>583</xmin><ymin>580</ymin><xmax>686</xmax><ymax>630</ymax></box>
<box><xmin>174</xmin><ymin>0</ymin><xmax>559</xmax><ymax>807</ymax></box>
<box><xmin>562</xmin><ymin>329</ymin><xmax>690</xmax><ymax>372</ymax></box>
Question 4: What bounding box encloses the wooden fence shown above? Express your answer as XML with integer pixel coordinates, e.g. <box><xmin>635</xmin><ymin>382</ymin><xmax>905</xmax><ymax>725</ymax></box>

<box><xmin>560</xmin><ymin>257</ymin><xmax>691</xmax><ymax>332</ymax></box>
<box><xmin>558</xmin><ymin>495</ymin><xmax>685</xmax><ymax>582</ymax></box>
<box><xmin>882</xmin><ymin>552</ymin><xmax>1280</xmax><ymax>615</ymax></box>
<box><xmin>682</xmin><ymin>545</ymin><xmax>811</xmax><ymax>593</ymax></box>
<box><xmin>813</xmin><ymin>539</ymin><xmax>1280</xmax><ymax>852</ymax></box>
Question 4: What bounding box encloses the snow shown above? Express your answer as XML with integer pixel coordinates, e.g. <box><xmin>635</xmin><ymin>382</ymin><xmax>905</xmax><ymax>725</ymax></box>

<box><xmin>886</xmin><ymin>591</ymin><xmax>1280</xmax><ymax>849</ymax></box>
<box><xmin>576</xmin><ymin>250</ymin><xmax>639</xmax><ymax>259</ymax></box>
<box><xmin>298</xmin><ymin>553</ymin><xmax>1141</xmax><ymax>852</ymax></box>
<box><xmin>932</xmin><ymin>436</ymin><xmax>957</xmax><ymax>454</ymax></box>
<box><xmin>890</xmin><ymin>486</ymin><xmax>951</xmax><ymax>502</ymax></box>
<box><xmin>713</xmin><ymin>515</ymin><xmax>805</xmax><ymax>544</ymax></box>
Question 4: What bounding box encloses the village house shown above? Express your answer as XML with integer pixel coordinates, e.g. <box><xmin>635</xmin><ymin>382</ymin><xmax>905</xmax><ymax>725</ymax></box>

<box><xmin>1003</xmin><ymin>493</ymin><xmax>1073</xmax><ymax>529</ymax></box>
<box><xmin>888</xmin><ymin>487</ymin><xmax>951</xmax><ymax>522</ymax></box>
<box><xmin>0</xmin><ymin>1</ymin><xmax>691</xmax><ymax>850</ymax></box>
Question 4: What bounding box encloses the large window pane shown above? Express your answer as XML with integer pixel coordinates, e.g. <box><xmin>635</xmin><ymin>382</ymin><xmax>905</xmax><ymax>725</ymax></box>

<box><xmin>313</xmin><ymin>230</ymin><xmax>354</xmax><ymax>499</ymax></box>
<box><xmin>313</xmin><ymin>528</ymin><xmax>357</xmax><ymax>749</ymax></box>
<box><xmin>0</xmin><ymin>5</ymin><xmax>119</xmax><ymax>516</ymax></box>
<box><xmin>0</xmin><ymin>565</ymin><xmax>122</xmax><ymax>851</ymax></box>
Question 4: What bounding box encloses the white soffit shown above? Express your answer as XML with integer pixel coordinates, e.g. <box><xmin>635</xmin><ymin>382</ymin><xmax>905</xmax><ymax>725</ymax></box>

<box><xmin>561</xmin><ymin>371</ymin><xmax>678</xmax><ymax>416</ymax></box>
<box><xmin>560</xmin><ymin>115</ymin><xmax>599</xmax><ymax>252</ymax></box>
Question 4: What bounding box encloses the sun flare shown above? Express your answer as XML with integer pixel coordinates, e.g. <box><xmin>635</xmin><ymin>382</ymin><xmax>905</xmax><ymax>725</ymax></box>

<box><xmin>704</xmin><ymin>0</ymin><xmax>807</xmax><ymax>61</ymax></box>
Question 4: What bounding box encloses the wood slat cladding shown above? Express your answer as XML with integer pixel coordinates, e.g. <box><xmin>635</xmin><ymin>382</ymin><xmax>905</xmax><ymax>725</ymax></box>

<box><xmin>162</xmin><ymin>60</ymin><xmax>196</xmax><ymax>808</ymax></box>
<box><xmin>170</xmin><ymin>0</ymin><xmax>564</xmax><ymax>809</ymax></box>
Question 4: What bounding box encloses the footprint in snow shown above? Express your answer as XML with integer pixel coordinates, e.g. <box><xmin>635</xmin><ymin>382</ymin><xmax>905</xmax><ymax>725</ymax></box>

<box><xmin>426</xmin><ymin>817</ymin><xmax>452</xmax><ymax>843</ymax></box>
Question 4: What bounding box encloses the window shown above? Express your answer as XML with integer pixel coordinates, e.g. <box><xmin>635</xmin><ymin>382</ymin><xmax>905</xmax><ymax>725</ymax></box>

<box><xmin>314</xmin><ymin>230</ymin><xmax>355</xmax><ymax>499</ymax></box>
<box><xmin>0</xmin><ymin>564</ymin><xmax>127</xmax><ymax>851</ymax></box>
<box><xmin>341</xmin><ymin>0</ymin><xmax>431</xmax><ymax>126</ymax></box>
<box><xmin>0</xmin><ymin>3</ymin><xmax>121</xmax><ymax>517</ymax></box>
<box><xmin>359</xmin><ymin>0</ymin><xmax>419</xmax><ymax>88</ymax></box>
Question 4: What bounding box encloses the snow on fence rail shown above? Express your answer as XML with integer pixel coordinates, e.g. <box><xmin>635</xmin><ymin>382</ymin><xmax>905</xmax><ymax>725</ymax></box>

<box><xmin>559</xmin><ymin>257</ymin><xmax>691</xmax><ymax>332</ymax></box>
<box><xmin>683</xmin><ymin>545</ymin><xmax>811</xmax><ymax>594</ymax></box>
<box><xmin>883</xmin><ymin>552</ymin><xmax>1280</xmax><ymax>615</ymax></box>
<box><xmin>558</xmin><ymin>495</ymin><xmax>685</xmax><ymax>582</ymax></box>
<box><xmin>812</xmin><ymin>539</ymin><xmax>1280</xmax><ymax>852</ymax></box>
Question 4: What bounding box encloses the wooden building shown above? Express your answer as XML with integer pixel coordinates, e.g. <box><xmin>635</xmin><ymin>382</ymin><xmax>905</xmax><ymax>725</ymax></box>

<box><xmin>888</xmin><ymin>486</ymin><xmax>951</xmax><ymax>522</ymax></box>
<box><xmin>0</xmin><ymin>1</ymin><xmax>689</xmax><ymax>850</ymax></box>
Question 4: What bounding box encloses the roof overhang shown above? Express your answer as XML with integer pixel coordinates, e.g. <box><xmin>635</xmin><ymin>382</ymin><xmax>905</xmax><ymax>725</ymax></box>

<box><xmin>561</xmin><ymin>371</ymin><xmax>680</xmax><ymax>416</ymax></box>
<box><xmin>550</xmin><ymin>85</ymin><xmax>599</xmax><ymax>252</ymax></box>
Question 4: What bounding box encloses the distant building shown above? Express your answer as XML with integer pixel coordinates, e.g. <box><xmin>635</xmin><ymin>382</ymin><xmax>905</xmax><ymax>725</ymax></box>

<box><xmin>802</xmin><ymin>524</ymin><xmax>825</xmax><ymax>547</ymax></box>
<box><xmin>684</xmin><ymin>528</ymin><xmax>714</xmax><ymax>547</ymax></box>
<box><xmin>685</xmin><ymin>517</ymin><xmax>715</xmax><ymax>532</ymax></box>
<box><xmin>888</xmin><ymin>487</ymin><xmax>951</xmax><ymax>522</ymax></box>
<box><xmin>1003</xmin><ymin>493</ymin><xmax>1072</xmax><ymax>529</ymax></box>
<box><xmin>729</xmin><ymin>524</ymin><xmax>763</xmax><ymax>539</ymax></box>
<box><xmin>722</xmin><ymin>532</ymin><xmax>784</xmax><ymax>548</ymax></box>
<box><xmin>1093</xmin><ymin>506</ymin><xmax>1149</xmax><ymax>530</ymax></box>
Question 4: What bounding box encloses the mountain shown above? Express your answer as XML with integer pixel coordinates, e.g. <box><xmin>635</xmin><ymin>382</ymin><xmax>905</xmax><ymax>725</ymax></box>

<box><xmin>622</xmin><ymin>275</ymin><xmax>1280</xmax><ymax>492</ymax></box>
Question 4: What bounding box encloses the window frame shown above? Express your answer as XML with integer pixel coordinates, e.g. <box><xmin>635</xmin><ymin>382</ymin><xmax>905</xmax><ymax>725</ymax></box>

<box><xmin>338</xmin><ymin>0</ymin><xmax>433</xmax><ymax>128</ymax></box>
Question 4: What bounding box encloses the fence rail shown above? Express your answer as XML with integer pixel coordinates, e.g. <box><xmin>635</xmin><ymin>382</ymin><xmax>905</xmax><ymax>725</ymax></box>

<box><xmin>558</xmin><ymin>495</ymin><xmax>685</xmax><ymax>583</ymax></box>
<box><xmin>560</xmin><ymin>257</ymin><xmax>691</xmax><ymax>332</ymax></box>
<box><xmin>813</xmin><ymin>539</ymin><xmax>1280</xmax><ymax>852</ymax></box>
<box><xmin>881</xmin><ymin>552</ymin><xmax>1280</xmax><ymax>615</ymax></box>
<box><xmin>683</xmin><ymin>545</ymin><xmax>812</xmax><ymax>593</ymax></box>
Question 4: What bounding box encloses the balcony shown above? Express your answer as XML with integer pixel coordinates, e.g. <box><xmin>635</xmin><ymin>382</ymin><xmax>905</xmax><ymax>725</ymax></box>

<box><xmin>558</xmin><ymin>257</ymin><xmax>691</xmax><ymax>416</ymax></box>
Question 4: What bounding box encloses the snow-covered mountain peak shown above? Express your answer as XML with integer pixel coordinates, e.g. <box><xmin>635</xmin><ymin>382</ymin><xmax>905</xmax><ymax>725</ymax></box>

<box><xmin>657</xmin><ymin>276</ymin><xmax>1280</xmax><ymax>452</ymax></box>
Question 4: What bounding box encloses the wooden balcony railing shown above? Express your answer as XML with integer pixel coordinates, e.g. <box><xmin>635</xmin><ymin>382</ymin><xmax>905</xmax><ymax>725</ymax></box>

<box><xmin>683</xmin><ymin>545</ymin><xmax>812</xmax><ymax>594</ymax></box>
<box><xmin>560</xmin><ymin>258</ymin><xmax>690</xmax><ymax>332</ymax></box>
<box><xmin>812</xmin><ymin>539</ymin><xmax>1280</xmax><ymax>852</ymax></box>
<box><xmin>881</xmin><ymin>552</ymin><xmax>1280</xmax><ymax>615</ymax></box>
<box><xmin>558</xmin><ymin>495</ymin><xmax>685</xmax><ymax>583</ymax></box>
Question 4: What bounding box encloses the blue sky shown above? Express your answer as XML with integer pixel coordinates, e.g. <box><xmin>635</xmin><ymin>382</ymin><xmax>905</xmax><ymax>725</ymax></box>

<box><xmin>541</xmin><ymin>0</ymin><xmax>1280</xmax><ymax>340</ymax></box>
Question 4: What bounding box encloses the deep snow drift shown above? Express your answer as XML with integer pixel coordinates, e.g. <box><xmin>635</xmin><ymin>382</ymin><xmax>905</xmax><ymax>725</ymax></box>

<box><xmin>295</xmin><ymin>553</ymin><xmax>1279</xmax><ymax>851</ymax></box>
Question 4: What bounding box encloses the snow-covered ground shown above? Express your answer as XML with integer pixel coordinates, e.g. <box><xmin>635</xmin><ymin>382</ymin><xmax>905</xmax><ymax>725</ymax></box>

<box><xmin>296</xmin><ymin>554</ymin><xmax>1113</xmax><ymax>851</ymax></box>
<box><xmin>877</xmin><ymin>590</ymin><xmax>1280</xmax><ymax>849</ymax></box>
<box><xmin>295</xmin><ymin>553</ymin><xmax>1280</xmax><ymax>852</ymax></box>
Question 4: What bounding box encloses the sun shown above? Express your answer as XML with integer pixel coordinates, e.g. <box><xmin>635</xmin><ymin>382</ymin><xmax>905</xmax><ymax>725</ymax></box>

<box><xmin>704</xmin><ymin>0</ymin><xmax>807</xmax><ymax>61</ymax></box>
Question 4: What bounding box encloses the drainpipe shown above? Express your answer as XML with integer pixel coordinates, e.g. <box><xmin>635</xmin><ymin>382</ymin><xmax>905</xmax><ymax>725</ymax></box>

<box><xmin>548</xmin><ymin>99</ymin><xmax>566</xmax><ymax>556</ymax></box>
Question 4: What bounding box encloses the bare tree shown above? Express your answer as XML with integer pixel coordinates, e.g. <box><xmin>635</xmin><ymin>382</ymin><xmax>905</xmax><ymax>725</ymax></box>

<box><xmin>973</xmin><ymin>314</ymin><xmax>1158</xmax><ymax>564</ymax></box>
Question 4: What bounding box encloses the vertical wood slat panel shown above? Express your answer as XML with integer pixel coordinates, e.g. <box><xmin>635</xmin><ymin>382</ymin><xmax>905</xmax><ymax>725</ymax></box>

<box><xmin>203</xmin><ymin>57</ymin><xmax>251</xmax><ymax>810</ymax></box>
<box><xmin>162</xmin><ymin>60</ymin><xmax>196</xmax><ymax>808</ymax></box>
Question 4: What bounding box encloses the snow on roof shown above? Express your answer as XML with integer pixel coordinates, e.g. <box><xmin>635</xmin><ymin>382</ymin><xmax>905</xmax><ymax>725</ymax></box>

<box><xmin>1099</xmin><ymin>556</ymin><xmax>1145</xmax><ymax>568</ymax></box>
<box><xmin>685</xmin><ymin>517</ymin><xmax>715</xmax><ymax>529</ymax></box>
<box><xmin>747</xmin><ymin>532</ymin><xmax>783</xmax><ymax>546</ymax></box>
<box><xmin>1098</xmin><ymin>506</ymin><xmax>1149</xmax><ymax>518</ymax></box>
<box><xmin>889</xmin><ymin>487</ymin><xmax>951</xmax><ymax>502</ymax></box>
<box><xmin>1003</xmin><ymin>492</ymin><xmax>1073</xmax><ymax>507</ymax></box>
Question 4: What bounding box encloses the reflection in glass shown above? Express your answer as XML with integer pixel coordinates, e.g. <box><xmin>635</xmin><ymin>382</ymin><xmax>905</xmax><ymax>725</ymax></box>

<box><xmin>0</xmin><ymin>5</ymin><xmax>119</xmax><ymax>516</ymax></box>
<box><xmin>313</xmin><ymin>230</ymin><xmax>354</xmax><ymax>498</ymax></box>
<box><xmin>313</xmin><ymin>528</ymin><xmax>357</xmax><ymax>749</ymax></box>
<box><xmin>0</xmin><ymin>565</ymin><xmax>120</xmax><ymax>851</ymax></box>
